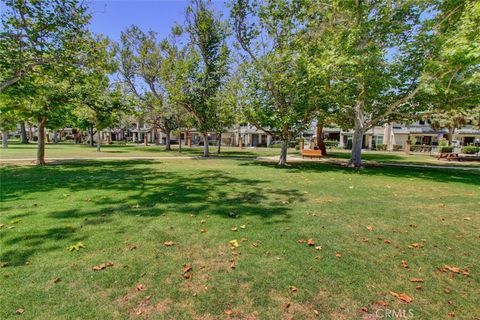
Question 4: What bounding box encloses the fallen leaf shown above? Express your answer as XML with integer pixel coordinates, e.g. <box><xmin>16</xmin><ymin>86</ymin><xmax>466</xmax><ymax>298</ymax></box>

<box><xmin>335</xmin><ymin>253</ymin><xmax>342</xmax><ymax>258</ymax></box>
<box><xmin>390</xmin><ymin>291</ymin><xmax>413</xmax><ymax>303</ymax></box>
<box><xmin>408</xmin><ymin>243</ymin><xmax>423</xmax><ymax>249</ymax></box>
<box><xmin>401</xmin><ymin>260</ymin><xmax>409</xmax><ymax>268</ymax></box>
<box><xmin>313</xmin><ymin>309</ymin><xmax>319</xmax><ymax>316</ymax></box>
<box><xmin>128</xmin><ymin>244</ymin><xmax>137</xmax><ymax>250</ymax></box>
<box><xmin>374</xmin><ymin>301</ymin><xmax>389</xmax><ymax>307</ymax></box>
<box><xmin>361</xmin><ymin>307</ymin><xmax>368</xmax><ymax>312</ymax></box>
<box><xmin>349</xmin><ymin>186</ymin><xmax>354</xmax><ymax>189</ymax></box>
<box><xmin>240</xmin><ymin>225</ymin><xmax>246</xmax><ymax>229</ymax></box>
<box><xmin>444</xmin><ymin>265</ymin><xmax>461</xmax><ymax>273</ymax></box>
<box><xmin>53</xmin><ymin>277</ymin><xmax>61</xmax><ymax>283</ymax></box>
<box><xmin>231</xmin><ymin>227</ymin><xmax>238</xmax><ymax>231</ymax></box>
<box><xmin>183</xmin><ymin>264</ymin><xmax>192</xmax><ymax>273</ymax></box>
<box><xmin>448</xmin><ymin>312</ymin><xmax>455</xmax><ymax>317</ymax></box>
<box><xmin>284</xmin><ymin>301</ymin><xmax>291</xmax><ymax>309</ymax></box>
<box><xmin>416</xmin><ymin>285</ymin><xmax>422</xmax><ymax>290</ymax></box>
<box><xmin>67</xmin><ymin>242</ymin><xmax>85</xmax><ymax>252</ymax></box>
<box><xmin>289</xmin><ymin>286</ymin><xmax>298</xmax><ymax>293</ymax></box>
<box><xmin>200</xmin><ymin>220</ymin><xmax>206</xmax><ymax>224</ymax></box>
<box><xmin>93</xmin><ymin>261</ymin><xmax>114</xmax><ymax>271</ymax></box>
<box><xmin>297</xmin><ymin>239</ymin><xmax>306</xmax><ymax>243</ymax></box>
<box><xmin>252</xmin><ymin>242</ymin><xmax>259</xmax><ymax>248</ymax></box>
<box><xmin>229</xmin><ymin>240</ymin><xmax>239</xmax><ymax>249</ymax></box>
<box><xmin>0</xmin><ymin>262</ymin><xmax>8</xmax><ymax>268</ymax></box>
<box><xmin>136</xmin><ymin>284</ymin><xmax>145</xmax><ymax>291</ymax></box>
<box><xmin>366</xmin><ymin>226</ymin><xmax>374</xmax><ymax>231</ymax></box>
<box><xmin>384</xmin><ymin>239</ymin><xmax>392</xmax><ymax>244</ymax></box>
<box><xmin>163</xmin><ymin>241</ymin><xmax>175</xmax><ymax>247</ymax></box>
<box><xmin>410</xmin><ymin>278</ymin><xmax>424</xmax><ymax>283</ymax></box>
<box><xmin>307</xmin><ymin>239</ymin><xmax>315</xmax><ymax>246</ymax></box>
<box><xmin>315</xmin><ymin>246</ymin><xmax>322</xmax><ymax>250</ymax></box>
<box><xmin>200</xmin><ymin>228</ymin><xmax>207</xmax><ymax>233</ymax></box>
<box><xmin>16</xmin><ymin>308</ymin><xmax>25</xmax><ymax>314</ymax></box>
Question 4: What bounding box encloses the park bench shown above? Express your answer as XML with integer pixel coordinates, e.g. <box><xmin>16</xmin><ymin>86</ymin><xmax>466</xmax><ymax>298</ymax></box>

<box><xmin>301</xmin><ymin>149</ymin><xmax>323</xmax><ymax>159</ymax></box>
<box><xmin>436</xmin><ymin>152</ymin><xmax>462</xmax><ymax>161</ymax></box>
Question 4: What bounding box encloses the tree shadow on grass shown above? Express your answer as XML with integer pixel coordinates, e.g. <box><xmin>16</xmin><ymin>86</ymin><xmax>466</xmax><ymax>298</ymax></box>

<box><xmin>0</xmin><ymin>160</ymin><xmax>304</xmax><ymax>266</ymax></box>
<box><xmin>239</xmin><ymin>160</ymin><xmax>480</xmax><ymax>187</ymax></box>
<box><xmin>1</xmin><ymin>226</ymin><xmax>86</xmax><ymax>266</ymax></box>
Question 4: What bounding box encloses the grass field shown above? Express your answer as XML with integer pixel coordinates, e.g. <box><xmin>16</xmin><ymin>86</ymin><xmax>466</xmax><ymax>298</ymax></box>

<box><xmin>1</xmin><ymin>158</ymin><xmax>479</xmax><ymax>319</ymax></box>
<box><xmin>2</xmin><ymin>142</ymin><xmax>480</xmax><ymax>169</ymax></box>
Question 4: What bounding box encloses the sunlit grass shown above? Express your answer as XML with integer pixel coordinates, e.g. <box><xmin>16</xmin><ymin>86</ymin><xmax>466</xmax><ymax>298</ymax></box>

<box><xmin>1</xmin><ymin>159</ymin><xmax>479</xmax><ymax>319</ymax></box>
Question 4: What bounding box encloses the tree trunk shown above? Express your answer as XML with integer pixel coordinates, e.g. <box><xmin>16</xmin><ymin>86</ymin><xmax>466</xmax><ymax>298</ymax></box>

<box><xmin>278</xmin><ymin>139</ymin><xmax>288</xmax><ymax>165</ymax></box>
<box><xmin>20</xmin><ymin>122</ymin><xmax>28</xmax><ymax>144</ymax></box>
<box><xmin>178</xmin><ymin>131</ymin><xmax>182</xmax><ymax>153</ymax></box>
<box><xmin>349</xmin><ymin>102</ymin><xmax>365</xmax><ymax>168</ymax></box>
<box><xmin>53</xmin><ymin>131</ymin><xmax>59</xmax><ymax>144</ymax></box>
<box><xmin>316</xmin><ymin>121</ymin><xmax>327</xmax><ymax>155</ymax></box>
<box><xmin>36</xmin><ymin>117</ymin><xmax>47</xmax><ymax>165</ymax></box>
<box><xmin>2</xmin><ymin>130</ymin><xmax>8</xmax><ymax>149</ymax></box>
<box><xmin>97</xmin><ymin>134</ymin><xmax>101</xmax><ymax>152</ymax></box>
<box><xmin>154</xmin><ymin>127</ymin><xmax>159</xmax><ymax>145</ymax></box>
<box><xmin>165</xmin><ymin>129</ymin><xmax>171</xmax><ymax>151</ymax></box>
<box><xmin>89</xmin><ymin>126</ymin><xmax>94</xmax><ymax>147</ymax></box>
<box><xmin>447</xmin><ymin>127</ymin><xmax>454</xmax><ymax>146</ymax></box>
<box><xmin>217</xmin><ymin>132</ymin><xmax>222</xmax><ymax>154</ymax></box>
<box><xmin>203</xmin><ymin>132</ymin><xmax>210</xmax><ymax>157</ymax></box>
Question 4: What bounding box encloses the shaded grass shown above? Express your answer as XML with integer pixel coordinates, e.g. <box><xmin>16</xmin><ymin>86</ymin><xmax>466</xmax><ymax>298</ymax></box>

<box><xmin>0</xmin><ymin>159</ymin><xmax>479</xmax><ymax>319</ymax></box>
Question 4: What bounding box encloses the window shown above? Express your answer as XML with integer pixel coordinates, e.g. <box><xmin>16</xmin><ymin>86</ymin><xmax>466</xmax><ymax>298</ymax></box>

<box><xmin>373</xmin><ymin>135</ymin><xmax>384</xmax><ymax>145</ymax></box>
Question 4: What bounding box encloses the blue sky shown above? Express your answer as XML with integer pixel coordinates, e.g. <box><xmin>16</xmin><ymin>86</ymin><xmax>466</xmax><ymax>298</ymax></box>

<box><xmin>88</xmin><ymin>0</ymin><xmax>228</xmax><ymax>41</ymax></box>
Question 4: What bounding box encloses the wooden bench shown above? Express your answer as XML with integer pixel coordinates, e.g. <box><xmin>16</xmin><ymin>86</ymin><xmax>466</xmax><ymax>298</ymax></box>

<box><xmin>437</xmin><ymin>152</ymin><xmax>462</xmax><ymax>161</ymax></box>
<box><xmin>301</xmin><ymin>149</ymin><xmax>323</xmax><ymax>159</ymax></box>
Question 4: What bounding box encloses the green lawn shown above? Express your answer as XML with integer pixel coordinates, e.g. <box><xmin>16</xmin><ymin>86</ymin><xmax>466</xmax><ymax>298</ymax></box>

<box><xmin>1</xmin><ymin>159</ymin><xmax>479</xmax><ymax>319</ymax></box>
<box><xmin>0</xmin><ymin>141</ymin><xmax>287</xmax><ymax>160</ymax></box>
<box><xmin>2</xmin><ymin>142</ymin><xmax>479</xmax><ymax>169</ymax></box>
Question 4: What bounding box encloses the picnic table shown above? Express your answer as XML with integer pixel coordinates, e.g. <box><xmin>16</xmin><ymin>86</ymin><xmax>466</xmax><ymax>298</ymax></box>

<box><xmin>437</xmin><ymin>152</ymin><xmax>462</xmax><ymax>161</ymax></box>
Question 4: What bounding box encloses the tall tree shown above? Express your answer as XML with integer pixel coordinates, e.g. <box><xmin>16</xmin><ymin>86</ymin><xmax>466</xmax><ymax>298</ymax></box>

<box><xmin>301</xmin><ymin>0</ymin><xmax>479</xmax><ymax>167</ymax></box>
<box><xmin>231</xmin><ymin>0</ymin><xmax>316</xmax><ymax>165</ymax></box>
<box><xmin>0</xmin><ymin>0</ymin><xmax>90</xmax><ymax>92</ymax></box>
<box><xmin>117</xmin><ymin>26</ymin><xmax>180</xmax><ymax>150</ymax></box>
<box><xmin>176</xmin><ymin>0</ymin><xmax>230</xmax><ymax>157</ymax></box>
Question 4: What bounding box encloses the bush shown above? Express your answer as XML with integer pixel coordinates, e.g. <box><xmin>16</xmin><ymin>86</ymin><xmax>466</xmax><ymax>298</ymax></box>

<box><xmin>410</xmin><ymin>145</ymin><xmax>432</xmax><ymax>152</ymax></box>
<box><xmin>393</xmin><ymin>144</ymin><xmax>403</xmax><ymax>151</ymax></box>
<box><xmin>324</xmin><ymin>140</ymin><xmax>339</xmax><ymax>148</ymax></box>
<box><xmin>376</xmin><ymin>144</ymin><xmax>387</xmax><ymax>151</ymax></box>
<box><xmin>461</xmin><ymin>146</ymin><xmax>479</xmax><ymax>154</ymax></box>
<box><xmin>438</xmin><ymin>146</ymin><xmax>454</xmax><ymax>153</ymax></box>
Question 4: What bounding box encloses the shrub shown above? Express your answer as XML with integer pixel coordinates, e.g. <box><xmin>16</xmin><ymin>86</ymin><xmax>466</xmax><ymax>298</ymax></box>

<box><xmin>410</xmin><ymin>145</ymin><xmax>432</xmax><ymax>152</ymax></box>
<box><xmin>393</xmin><ymin>144</ymin><xmax>403</xmax><ymax>151</ymax></box>
<box><xmin>438</xmin><ymin>146</ymin><xmax>454</xmax><ymax>153</ymax></box>
<box><xmin>324</xmin><ymin>140</ymin><xmax>339</xmax><ymax>148</ymax></box>
<box><xmin>461</xmin><ymin>146</ymin><xmax>479</xmax><ymax>154</ymax></box>
<box><xmin>376</xmin><ymin>144</ymin><xmax>387</xmax><ymax>151</ymax></box>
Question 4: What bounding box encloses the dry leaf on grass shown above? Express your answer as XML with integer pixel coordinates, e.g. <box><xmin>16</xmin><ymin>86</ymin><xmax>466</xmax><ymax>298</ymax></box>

<box><xmin>410</xmin><ymin>278</ymin><xmax>424</xmax><ymax>283</ymax></box>
<box><xmin>163</xmin><ymin>241</ymin><xmax>175</xmax><ymax>247</ymax></box>
<box><xmin>229</xmin><ymin>240</ymin><xmax>239</xmax><ymax>249</ymax></box>
<box><xmin>16</xmin><ymin>308</ymin><xmax>25</xmax><ymax>314</ymax></box>
<box><xmin>408</xmin><ymin>243</ymin><xmax>423</xmax><ymax>249</ymax></box>
<box><xmin>390</xmin><ymin>291</ymin><xmax>413</xmax><ymax>303</ymax></box>
<box><xmin>401</xmin><ymin>260</ymin><xmax>409</xmax><ymax>268</ymax></box>
<box><xmin>289</xmin><ymin>286</ymin><xmax>298</xmax><ymax>293</ymax></box>
<box><xmin>366</xmin><ymin>226</ymin><xmax>374</xmax><ymax>231</ymax></box>
<box><xmin>307</xmin><ymin>239</ymin><xmax>315</xmax><ymax>246</ymax></box>
<box><xmin>136</xmin><ymin>284</ymin><xmax>145</xmax><ymax>291</ymax></box>
<box><xmin>93</xmin><ymin>261</ymin><xmax>113</xmax><ymax>271</ymax></box>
